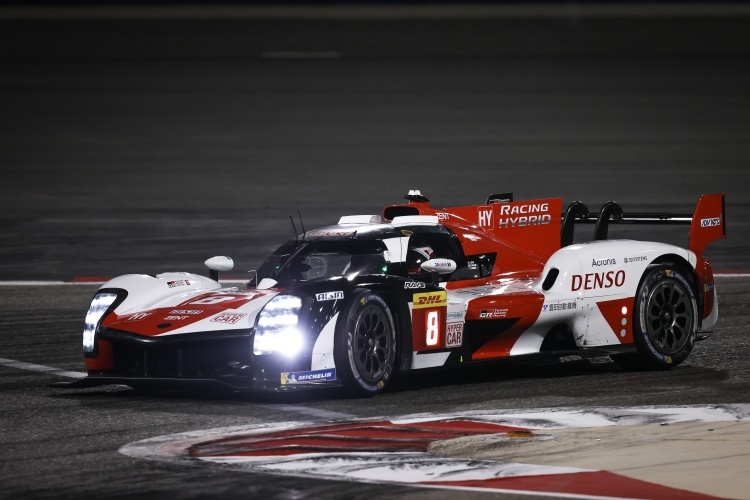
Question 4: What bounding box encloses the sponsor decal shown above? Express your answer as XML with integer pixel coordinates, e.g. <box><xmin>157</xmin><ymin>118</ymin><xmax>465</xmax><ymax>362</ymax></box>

<box><xmin>167</xmin><ymin>279</ymin><xmax>190</xmax><ymax>288</ymax></box>
<box><xmin>704</xmin><ymin>282</ymin><xmax>715</xmax><ymax>292</ymax></box>
<box><xmin>404</xmin><ymin>281</ymin><xmax>427</xmax><ymax>289</ymax></box>
<box><xmin>316</xmin><ymin>291</ymin><xmax>344</xmax><ymax>301</ymax></box>
<box><xmin>413</xmin><ymin>291</ymin><xmax>448</xmax><ymax>309</ymax></box>
<box><xmin>701</xmin><ymin>217</ymin><xmax>721</xmax><ymax>227</ymax></box>
<box><xmin>572</xmin><ymin>271</ymin><xmax>626</xmax><ymax>291</ymax></box>
<box><xmin>479</xmin><ymin>309</ymin><xmax>507</xmax><ymax>319</ymax></box>
<box><xmin>478</xmin><ymin>207</ymin><xmax>493</xmax><ymax>228</ymax></box>
<box><xmin>591</xmin><ymin>258</ymin><xmax>616</xmax><ymax>267</ymax></box>
<box><xmin>401</xmin><ymin>229</ymin><xmax>413</xmax><ymax>236</ymax></box>
<box><xmin>169</xmin><ymin>309</ymin><xmax>202</xmax><ymax>315</ymax></box>
<box><xmin>543</xmin><ymin>302</ymin><xmax>576</xmax><ymax>312</ymax></box>
<box><xmin>445</xmin><ymin>323</ymin><xmax>463</xmax><ymax>348</ymax></box>
<box><xmin>164</xmin><ymin>315</ymin><xmax>190</xmax><ymax>321</ymax></box>
<box><xmin>126</xmin><ymin>312</ymin><xmax>151</xmax><ymax>321</ymax></box>
<box><xmin>307</xmin><ymin>230</ymin><xmax>356</xmax><ymax>237</ymax></box>
<box><xmin>447</xmin><ymin>311</ymin><xmax>465</xmax><ymax>321</ymax></box>
<box><xmin>497</xmin><ymin>202</ymin><xmax>552</xmax><ymax>229</ymax></box>
<box><xmin>211</xmin><ymin>312</ymin><xmax>247</xmax><ymax>324</ymax></box>
<box><xmin>281</xmin><ymin>368</ymin><xmax>336</xmax><ymax>385</ymax></box>
<box><xmin>436</xmin><ymin>212</ymin><xmax>450</xmax><ymax>220</ymax></box>
<box><xmin>623</xmin><ymin>256</ymin><xmax>648</xmax><ymax>264</ymax></box>
<box><xmin>430</xmin><ymin>261</ymin><xmax>453</xmax><ymax>269</ymax></box>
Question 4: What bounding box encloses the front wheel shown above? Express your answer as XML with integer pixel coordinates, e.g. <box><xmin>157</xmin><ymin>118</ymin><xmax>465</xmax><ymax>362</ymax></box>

<box><xmin>334</xmin><ymin>290</ymin><xmax>397</xmax><ymax>396</ymax></box>
<box><xmin>629</xmin><ymin>265</ymin><xmax>699</xmax><ymax>369</ymax></box>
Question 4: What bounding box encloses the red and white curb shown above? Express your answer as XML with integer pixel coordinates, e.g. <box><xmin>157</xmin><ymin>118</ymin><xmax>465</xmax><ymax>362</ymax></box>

<box><xmin>120</xmin><ymin>404</ymin><xmax>749</xmax><ymax>499</ymax></box>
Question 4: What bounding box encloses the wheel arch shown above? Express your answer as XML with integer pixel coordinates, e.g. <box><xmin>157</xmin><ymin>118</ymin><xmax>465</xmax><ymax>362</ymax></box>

<box><xmin>354</xmin><ymin>283</ymin><xmax>412</xmax><ymax>375</ymax></box>
<box><xmin>648</xmin><ymin>253</ymin><xmax>703</xmax><ymax>316</ymax></box>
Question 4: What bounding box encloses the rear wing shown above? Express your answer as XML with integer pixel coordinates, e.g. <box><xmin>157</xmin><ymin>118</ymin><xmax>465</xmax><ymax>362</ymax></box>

<box><xmin>561</xmin><ymin>193</ymin><xmax>726</xmax><ymax>256</ymax></box>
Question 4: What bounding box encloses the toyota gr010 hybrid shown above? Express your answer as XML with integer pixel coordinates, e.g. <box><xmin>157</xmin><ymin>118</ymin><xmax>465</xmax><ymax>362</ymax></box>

<box><xmin>57</xmin><ymin>190</ymin><xmax>726</xmax><ymax>396</ymax></box>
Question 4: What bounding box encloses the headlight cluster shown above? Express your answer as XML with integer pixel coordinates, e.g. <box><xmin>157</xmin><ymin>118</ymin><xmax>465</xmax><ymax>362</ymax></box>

<box><xmin>83</xmin><ymin>292</ymin><xmax>118</xmax><ymax>353</ymax></box>
<box><xmin>253</xmin><ymin>295</ymin><xmax>303</xmax><ymax>356</ymax></box>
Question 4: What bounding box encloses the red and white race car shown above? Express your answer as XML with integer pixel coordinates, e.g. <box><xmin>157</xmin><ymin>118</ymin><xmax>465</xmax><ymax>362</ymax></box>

<box><xmin>60</xmin><ymin>190</ymin><xmax>725</xmax><ymax>396</ymax></box>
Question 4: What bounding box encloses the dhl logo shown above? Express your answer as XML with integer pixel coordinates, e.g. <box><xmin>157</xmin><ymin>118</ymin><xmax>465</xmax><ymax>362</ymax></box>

<box><xmin>413</xmin><ymin>291</ymin><xmax>447</xmax><ymax>309</ymax></box>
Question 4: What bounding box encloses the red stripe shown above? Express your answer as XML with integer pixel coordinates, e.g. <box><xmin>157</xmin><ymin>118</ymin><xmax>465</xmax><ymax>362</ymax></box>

<box><xmin>189</xmin><ymin>420</ymin><xmax>528</xmax><ymax>458</ymax></box>
<box><xmin>423</xmin><ymin>470</ymin><xmax>724</xmax><ymax>499</ymax></box>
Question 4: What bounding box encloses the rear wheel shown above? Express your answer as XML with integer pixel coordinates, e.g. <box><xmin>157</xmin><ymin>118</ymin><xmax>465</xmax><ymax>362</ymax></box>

<box><xmin>627</xmin><ymin>265</ymin><xmax>698</xmax><ymax>369</ymax></box>
<box><xmin>334</xmin><ymin>290</ymin><xmax>397</xmax><ymax>396</ymax></box>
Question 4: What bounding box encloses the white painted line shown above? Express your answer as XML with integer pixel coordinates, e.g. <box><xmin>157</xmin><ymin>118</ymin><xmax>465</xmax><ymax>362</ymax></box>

<box><xmin>0</xmin><ymin>281</ymin><xmax>85</xmax><ymax>286</ymax></box>
<box><xmin>0</xmin><ymin>357</ymin><xmax>352</xmax><ymax>419</ymax></box>
<box><xmin>0</xmin><ymin>357</ymin><xmax>86</xmax><ymax>379</ymax></box>
<box><xmin>258</xmin><ymin>404</ymin><xmax>353</xmax><ymax>420</ymax></box>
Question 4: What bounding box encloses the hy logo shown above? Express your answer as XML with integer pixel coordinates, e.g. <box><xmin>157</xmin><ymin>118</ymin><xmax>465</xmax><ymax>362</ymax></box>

<box><xmin>478</xmin><ymin>208</ymin><xmax>493</xmax><ymax>228</ymax></box>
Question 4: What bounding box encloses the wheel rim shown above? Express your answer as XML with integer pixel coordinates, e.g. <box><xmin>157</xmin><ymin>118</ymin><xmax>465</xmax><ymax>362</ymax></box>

<box><xmin>644</xmin><ymin>279</ymin><xmax>694</xmax><ymax>355</ymax></box>
<box><xmin>352</xmin><ymin>304</ymin><xmax>392</xmax><ymax>382</ymax></box>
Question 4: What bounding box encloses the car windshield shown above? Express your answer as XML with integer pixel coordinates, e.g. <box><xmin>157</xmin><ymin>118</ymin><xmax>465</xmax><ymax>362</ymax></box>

<box><xmin>255</xmin><ymin>240</ymin><xmax>389</xmax><ymax>286</ymax></box>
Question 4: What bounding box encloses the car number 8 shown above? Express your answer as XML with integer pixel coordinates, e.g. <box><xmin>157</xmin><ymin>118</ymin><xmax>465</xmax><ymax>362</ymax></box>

<box><xmin>426</xmin><ymin>310</ymin><xmax>440</xmax><ymax>346</ymax></box>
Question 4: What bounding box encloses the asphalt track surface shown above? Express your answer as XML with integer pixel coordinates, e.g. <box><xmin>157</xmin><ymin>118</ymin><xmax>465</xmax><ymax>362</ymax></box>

<box><xmin>1</xmin><ymin>55</ymin><xmax>750</xmax><ymax>499</ymax></box>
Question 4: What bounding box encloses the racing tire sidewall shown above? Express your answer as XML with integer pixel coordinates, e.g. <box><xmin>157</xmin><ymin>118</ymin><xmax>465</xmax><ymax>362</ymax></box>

<box><xmin>633</xmin><ymin>265</ymin><xmax>698</xmax><ymax>369</ymax></box>
<box><xmin>334</xmin><ymin>290</ymin><xmax>397</xmax><ymax>396</ymax></box>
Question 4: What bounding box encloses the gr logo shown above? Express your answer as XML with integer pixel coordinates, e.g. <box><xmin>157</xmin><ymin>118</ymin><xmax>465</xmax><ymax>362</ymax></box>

<box><xmin>478</xmin><ymin>207</ymin><xmax>493</xmax><ymax>228</ymax></box>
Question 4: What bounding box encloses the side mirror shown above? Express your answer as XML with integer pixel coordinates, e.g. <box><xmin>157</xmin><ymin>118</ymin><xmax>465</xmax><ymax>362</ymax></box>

<box><xmin>420</xmin><ymin>258</ymin><xmax>456</xmax><ymax>285</ymax></box>
<box><xmin>205</xmin><ymin>256</ymin><xmax>234</xmax><ymax>282</ymax></box>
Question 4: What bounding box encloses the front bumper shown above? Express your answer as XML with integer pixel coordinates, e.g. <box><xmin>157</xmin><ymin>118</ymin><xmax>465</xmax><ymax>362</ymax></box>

<box><xmin>70</xmin><ymin>327</ymin><xmax>341</xmax><ymax>392</ymax></box>
<box><xmin>50</xmin><ymin>374</ymin><xmax>341</xmax><ymax>393</ymax></box>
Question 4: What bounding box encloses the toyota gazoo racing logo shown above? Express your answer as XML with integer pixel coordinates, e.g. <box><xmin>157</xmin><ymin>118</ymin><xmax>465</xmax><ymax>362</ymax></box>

<box><xmin>700</xmin><ymin>216</ymin><xmax>721</xmax><ymax>227</ymax></box>
<box><xmin>479</xmin><ymin>309</ymin><xmax>507</xmax><ymax>319</ymax></box>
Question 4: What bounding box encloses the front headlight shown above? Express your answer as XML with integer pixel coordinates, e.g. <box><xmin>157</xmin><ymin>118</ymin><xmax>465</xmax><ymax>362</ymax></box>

<box><xmin>253</xmin><ymin>295</ymin><xmax>303</xmax><ymax>356</ymax></box>
<box><xmin>83</xmin><ymin>292</ymin><xmax>118</xmax><ymax>353</ymax></box>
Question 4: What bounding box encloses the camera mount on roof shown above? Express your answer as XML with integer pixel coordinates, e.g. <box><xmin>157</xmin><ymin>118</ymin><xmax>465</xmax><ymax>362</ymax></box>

<box><xmin>404</xmin><ymin>189</ymin><xmax>430</xmax><ymax>203</ymax></box>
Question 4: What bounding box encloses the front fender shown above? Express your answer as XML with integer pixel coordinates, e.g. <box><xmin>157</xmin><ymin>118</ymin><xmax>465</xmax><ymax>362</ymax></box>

<box><xmin>99</xmin><ymin>272</ymin><xmax>222</xmax><ymax>316</ymax></box>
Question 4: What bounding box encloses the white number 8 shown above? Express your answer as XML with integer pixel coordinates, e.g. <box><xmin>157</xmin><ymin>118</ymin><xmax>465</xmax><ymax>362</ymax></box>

<box><xmin>426</xmin><ymin>310</ymin><xmax>440</xmax><ymax>346</ymax></box>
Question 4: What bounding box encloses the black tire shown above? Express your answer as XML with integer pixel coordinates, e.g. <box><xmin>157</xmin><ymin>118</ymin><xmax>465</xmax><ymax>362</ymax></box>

<box><xmin>630</xmin><ymin>265</ymin><xmax>698</xmax><ymax>369</ymax></box>
<box><xmin>334</xmin><ymin>290</ymin><xmax>397</xmax><ymax>396</ymax></box>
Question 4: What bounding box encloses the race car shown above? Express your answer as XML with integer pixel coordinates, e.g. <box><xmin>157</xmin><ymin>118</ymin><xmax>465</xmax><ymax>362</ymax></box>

<box><xmin>57</xmin><ymin>190</ymin><xmax>725</xmax><ymax>396</ymax></box>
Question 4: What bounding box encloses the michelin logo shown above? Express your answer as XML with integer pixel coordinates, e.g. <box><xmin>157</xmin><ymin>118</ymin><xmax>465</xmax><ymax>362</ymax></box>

<box><xmin>281</xmin><ymin>368</ymin><xmax>337</xmax><ymax>385</ymax></box>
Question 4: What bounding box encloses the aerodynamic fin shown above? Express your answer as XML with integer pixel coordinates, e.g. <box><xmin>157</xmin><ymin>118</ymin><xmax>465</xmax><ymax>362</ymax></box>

<box><xmin>689</xmin><ymin>193</ymin><xmax>726</xmax><ymax>256</ymax></box>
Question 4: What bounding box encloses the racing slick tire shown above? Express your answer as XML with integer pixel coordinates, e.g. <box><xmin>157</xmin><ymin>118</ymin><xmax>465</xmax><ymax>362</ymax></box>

<box><xmin>334</xmin><ymin>290</ymin><xmax>397</xmax><ymax>397</ymax></box>
<box><xmin>621</xmin><ymin>264</ymin><xmax>699</xmax><ymax>370</ymax></box>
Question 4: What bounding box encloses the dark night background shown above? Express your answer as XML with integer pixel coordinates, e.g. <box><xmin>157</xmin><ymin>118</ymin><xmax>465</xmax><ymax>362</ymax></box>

<box><xmin>1</xmin><ymin>1</ymin><xmax>748</xmax><ymax>279</ymax></box>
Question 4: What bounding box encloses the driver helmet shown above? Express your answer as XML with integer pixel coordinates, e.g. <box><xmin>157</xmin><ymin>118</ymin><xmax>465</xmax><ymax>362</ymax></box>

<box><xmin>407</xmin><ymin>245</ymin><xmax>435</xmax><ymax>276</ymax></box>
